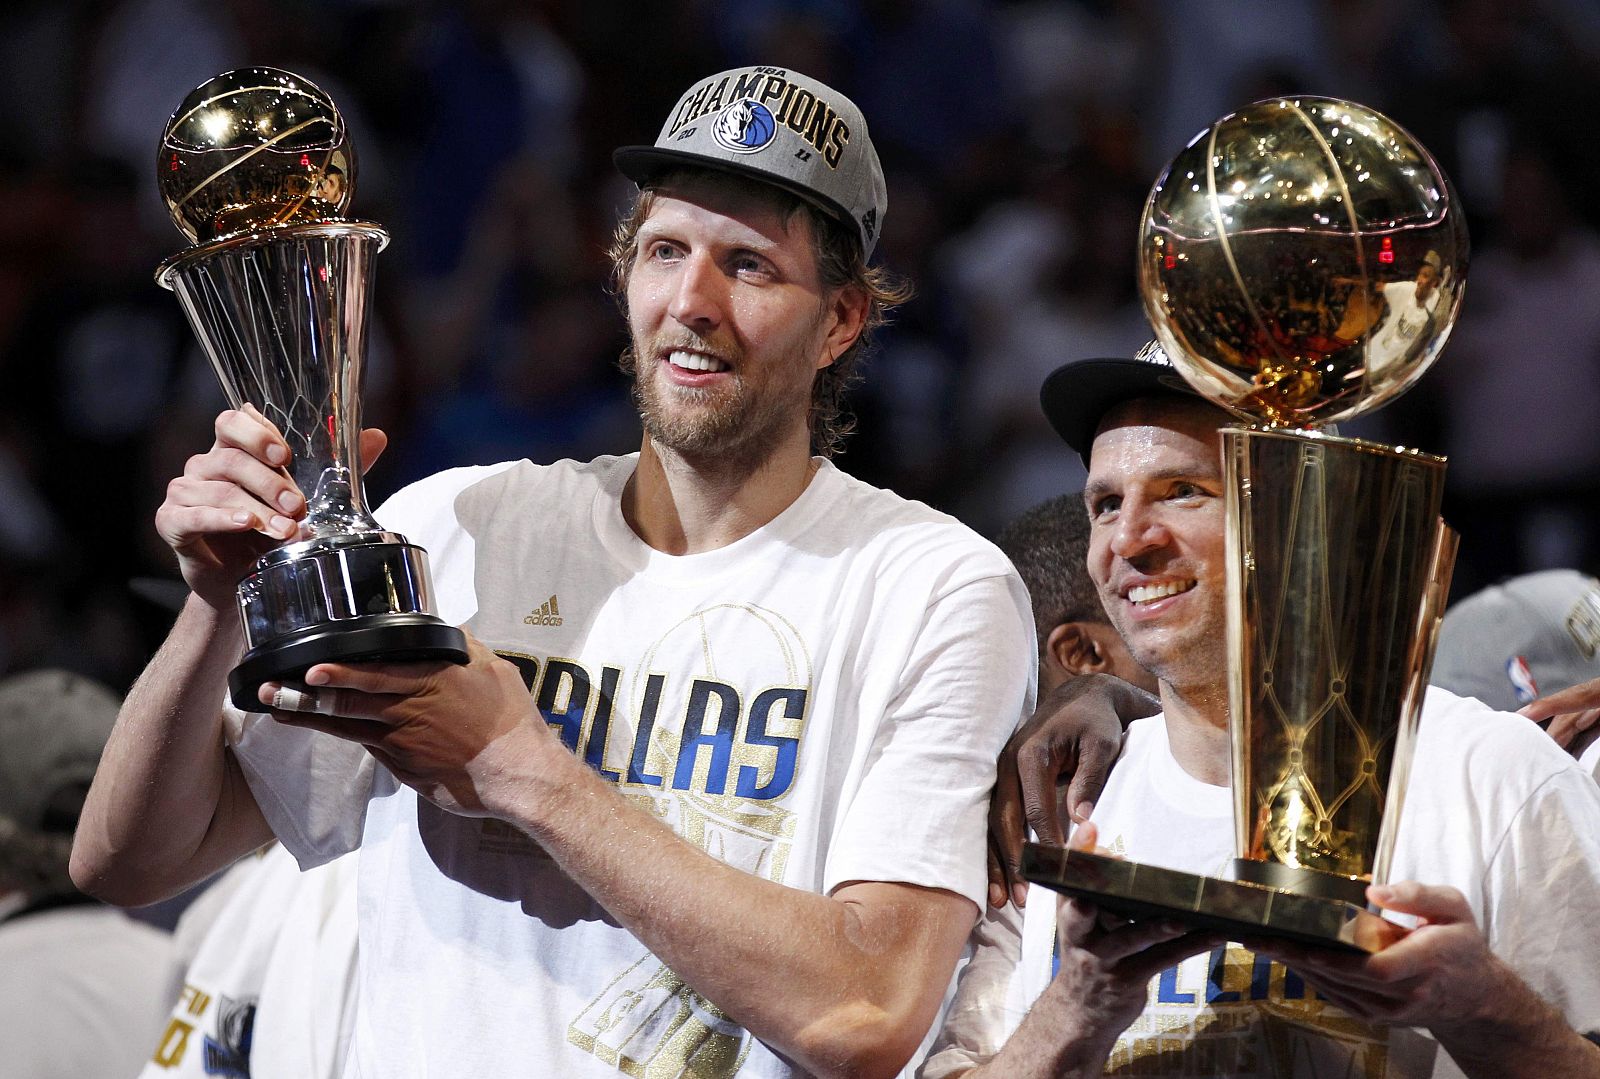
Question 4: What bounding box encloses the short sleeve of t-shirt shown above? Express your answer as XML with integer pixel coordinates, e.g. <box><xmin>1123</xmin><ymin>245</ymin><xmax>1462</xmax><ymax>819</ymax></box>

<box><xmin>822</xmin><ymin>568</ymin><xmax>1035</xmax><ymax>912</ymax></box>
<box><xmin>224</xmin><ymin>704</ymin><xmax>376</xmax><ymax>868</ymax></box>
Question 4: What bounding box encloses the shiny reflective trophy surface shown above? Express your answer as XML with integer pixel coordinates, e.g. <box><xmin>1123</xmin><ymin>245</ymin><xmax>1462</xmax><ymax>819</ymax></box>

<box><xmin>156</xmin><ymin>68</ymin><xmax>467</xmax><ymax>712</ymax></box>
<box><xmin>1024</xmin><ymin>97</ymin><xmax>1467</xmax><ymax>951</ymax></box>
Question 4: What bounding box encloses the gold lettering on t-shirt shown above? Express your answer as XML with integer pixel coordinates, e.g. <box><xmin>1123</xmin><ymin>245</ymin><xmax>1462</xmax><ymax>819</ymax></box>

<box><xmin>1109</xmin><ymin>944</ymin><xmax>1394</xmax><ymax>1077</ymax></box>
<box><xmin>150</xmin><ymin>1018</ymin><xmax>194</xmax><ymax>1067</ymax></box>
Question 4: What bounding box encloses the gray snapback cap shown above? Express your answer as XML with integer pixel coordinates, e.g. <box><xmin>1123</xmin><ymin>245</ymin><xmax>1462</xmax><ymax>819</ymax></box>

<box><xmin>0</xmin><ymin>669</ymin><xmax>121</xmax><ymax>833</ymax></box>
<box><xmin>614</xmin><ymin>66</ymin><xmax>888</xmax><ymax>258</ymax></box>
<box><xmin>1432</xmin><ymin>570</ymin><xmax>1600</xmax><ymax>712</ymax></box>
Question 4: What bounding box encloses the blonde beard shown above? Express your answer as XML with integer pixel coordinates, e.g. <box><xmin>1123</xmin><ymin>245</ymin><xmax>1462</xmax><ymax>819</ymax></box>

<box><xmin>628</xmin><ymin>342</ymin><xmax>819</xmax><ymax>469</ymax></box>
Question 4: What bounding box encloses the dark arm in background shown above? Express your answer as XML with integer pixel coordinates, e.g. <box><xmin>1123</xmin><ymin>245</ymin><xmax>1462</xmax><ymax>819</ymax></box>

<box><xmin>986</xmin><ymin>674</ymin><xmax>1159</xmax><ymax>908</ymax></box>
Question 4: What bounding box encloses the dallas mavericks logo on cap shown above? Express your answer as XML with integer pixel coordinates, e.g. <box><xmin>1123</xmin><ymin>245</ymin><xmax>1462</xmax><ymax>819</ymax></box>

<box><xmin>712</xmin><ymin>100</ymin><xmax>777</xmax><ymax>155</ymax></box>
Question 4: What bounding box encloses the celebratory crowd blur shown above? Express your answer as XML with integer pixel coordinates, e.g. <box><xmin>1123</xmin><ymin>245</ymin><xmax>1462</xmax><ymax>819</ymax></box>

<box><xmin>3</xmin><ymin>0</ymin><xmax>1600</xmax><ymax>692</ymax></box>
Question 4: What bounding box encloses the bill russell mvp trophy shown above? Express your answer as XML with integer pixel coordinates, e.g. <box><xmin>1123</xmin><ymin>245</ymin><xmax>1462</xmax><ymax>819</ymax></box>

<box><xmin>1025</xmin><ymin>97</ymin><xmax>1468</xmax><ymax>952</ymax></box>
<box><xmin>156</xmin><ymin>68</ymin><xmax>467</xmax><ymax>711</ymax></box>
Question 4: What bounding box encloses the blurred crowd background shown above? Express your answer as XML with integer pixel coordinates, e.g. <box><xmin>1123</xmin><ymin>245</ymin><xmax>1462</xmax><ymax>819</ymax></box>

<box><xmin>3</xmin><ymin>0</ymin><xmax>1600</xmax><ymax>692</ymax></box>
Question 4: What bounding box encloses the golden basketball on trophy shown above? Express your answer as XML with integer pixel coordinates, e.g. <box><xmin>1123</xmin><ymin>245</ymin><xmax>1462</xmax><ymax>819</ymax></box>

<box><xmin>1142</xmin><ymin>96</ymin><xmax>1465</xmax><ymax>424</ymax></box>
<box><xmin>159</xmin><ymin>68</ymin><xmax>354</xmax><ymax>242</ymax></box>
<box><xmin>1026</xmin><ymin>96</ymin><xmax>1467</xmax><ymax>951</ymax></box>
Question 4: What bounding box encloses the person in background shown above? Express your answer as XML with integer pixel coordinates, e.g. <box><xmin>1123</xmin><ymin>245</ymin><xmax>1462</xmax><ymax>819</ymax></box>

<box><xmin>138</xmin><ymin>844</ymin><xmax>358</xmax><ymax>1079</ymax></box>
<box><xmin>995</xmin><ymin>492</ymin><xmax>1157</xmax><ymax>700</ymax></box>
<box><xmin>984</xmin><ymin>491</ymin><xmax>1161</xmax><ymax>908</ymax></box>
<box><xmin>939</xmin><ymin>493</ymin><xmax>1162</xmax><ymax>1068</ymax></box>
<box><xmin>1433</xmin><ymin>569</ymin><xmax>1600</xmax><ymax>780</ymax></box>
<box><xmin>0</xmin><ymin>668</ymin><xmax>180</xmax><ymax>1079</ymax></box>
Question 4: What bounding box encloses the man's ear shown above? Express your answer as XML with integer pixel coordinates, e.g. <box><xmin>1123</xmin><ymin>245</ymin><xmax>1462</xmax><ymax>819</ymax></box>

<box><xmin>818</xmin><ymin>284</ymin><xmax>868</xmax><ymax>370</ymax></box>
<box><xmin>1045</xmin><ymin>622</ymin><xmax>1113</xmax><ymax>677</ymax></box>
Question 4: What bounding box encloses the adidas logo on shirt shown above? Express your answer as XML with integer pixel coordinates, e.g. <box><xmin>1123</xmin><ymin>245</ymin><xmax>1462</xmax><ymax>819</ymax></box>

<box><xmin>523</xmin><ymin>595</ymin><xmax>564</xmax><ymax>626</ymax></box>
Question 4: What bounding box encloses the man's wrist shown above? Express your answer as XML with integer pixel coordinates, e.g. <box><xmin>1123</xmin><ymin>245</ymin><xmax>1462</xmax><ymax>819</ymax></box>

<box><xmin>182</xmin><ymin>588</ymin><xmax>240</xmax><ymax>628</ymax></box>
<box><xmin>176</xmin><ymin>590</ymin><xmax>246</xmax><ymax>659</ymax></box>
<box><xmin>1007</xmin><ymin>979</ymin><xmax>1121</xmax><ymax>1077</ymax></box>
<box><xmin>1054</xmin><ymin>1015</ymin><xmax>1121</xmax><ymax>1076</ymax></box>
<box><xmin>1429</xmin><ymin>955</ymin><xmax>1588</xmax><ymax>1078</ymax></box>
<box><xmin>474</xmin><ymin>721</ymin><xmax>591</xmax><ymax>834</ymax></box>
<box><xmin>1026</xmin><ymin>1027</ymin><xmax>1116</xmax><ymax>1079</ymax></box>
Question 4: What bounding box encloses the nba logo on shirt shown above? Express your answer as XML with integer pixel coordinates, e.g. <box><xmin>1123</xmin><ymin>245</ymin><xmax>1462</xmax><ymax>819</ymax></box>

<box><xmin>1507</xmin><ymin>655</ymin><xmax>1539</xmax><ymax>704</ymax></box>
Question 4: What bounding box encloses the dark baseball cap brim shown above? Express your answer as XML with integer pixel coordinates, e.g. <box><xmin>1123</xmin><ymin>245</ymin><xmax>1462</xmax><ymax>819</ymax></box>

<box><xmin>1040</xmin><ymin>358</ymin><xmax>1203</xmax><ymax>463</ymax></box>
<box><xmin>613</xmin><ymin>145</ymin><xmax>856</xmax><ymax>239</ymax></box>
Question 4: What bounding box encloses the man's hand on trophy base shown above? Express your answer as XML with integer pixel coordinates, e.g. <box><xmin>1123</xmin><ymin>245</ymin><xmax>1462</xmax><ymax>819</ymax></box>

<box><xmin>258</xmin><ymin>632</ymin><xmax>546</xmax><ymax>819</ymax></box>
<box><xmin>1045</xmin><ymin>823</ymin><xmax>1222</xmax><ymax>1062</ymax></box>
<box><xmin>157</xmin><ymin>406</ymin><xmax>386</xmax><ymax>608</ymax></box>
<box><xmin>988</xmin><ymin>675</ymin><xmax>1152</xmax><ymax>909</ymax></box>
<box><xmin>1244</xmin><ymin>881</ymin><xmax>1501</xmax><ymax>1030</ymax></box>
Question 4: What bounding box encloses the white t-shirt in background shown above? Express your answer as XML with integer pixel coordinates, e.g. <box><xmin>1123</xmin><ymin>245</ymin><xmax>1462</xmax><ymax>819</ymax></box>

<box><xmin>140</xmin><ymin>844</ymin><xmax>358</xmax><ymax>1079</ymax></box>
<box><xmin>0</xmin><ymin>903</ymin><xmax>180</xmax><ymax>1079</ymax></box>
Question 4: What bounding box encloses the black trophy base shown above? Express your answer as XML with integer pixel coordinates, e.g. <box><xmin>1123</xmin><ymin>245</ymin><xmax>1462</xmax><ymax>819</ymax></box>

<box><xmin>1022</xmin><ymin>843</ymin><xmax>1405</xmax><ymax>954</ymax></box>
<box><xmin>229</xmin><ymin>614</ymin><xmax>469</xmax><ymax>712</ymax></box>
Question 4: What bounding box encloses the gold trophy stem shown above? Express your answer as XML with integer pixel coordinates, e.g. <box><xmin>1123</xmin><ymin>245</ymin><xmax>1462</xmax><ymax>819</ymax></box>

<box><xmin>1372</xmin><ymin>524</ymin><xmax>1458</xmax><ymax>885</ymax></box>
<box><xmin>1224</xmin><ymin>428</ymin><xmax>1448</xmax><ymax>903</ymax></box>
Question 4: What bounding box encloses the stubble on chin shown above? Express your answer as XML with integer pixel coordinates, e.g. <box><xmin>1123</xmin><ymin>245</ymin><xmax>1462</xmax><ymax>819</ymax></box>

<box><xmin>1118</xmin><ymin>615</ymin><xmax>1228</xmax><ymax>702</ymax></box>
<box><xmin>635</xmin><ymin>374</ymin><xmax>743</xmax><ymax>457</ymax></box>
<box><xmin>632</xmin><ymin>361</ymin><xmax>797</xmax><ymax>472</ymax></box>
<box><xmin>627</xmin><ymin>314</ymin><xmax>821</xmax><ymax>470</ymax></box>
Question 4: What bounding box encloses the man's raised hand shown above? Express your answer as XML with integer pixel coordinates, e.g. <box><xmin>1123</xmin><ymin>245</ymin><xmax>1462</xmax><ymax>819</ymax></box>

<box><xmin>156</xmin><ymin>405</ymin><xmax>386</xmax><ymax>609</ymax></box>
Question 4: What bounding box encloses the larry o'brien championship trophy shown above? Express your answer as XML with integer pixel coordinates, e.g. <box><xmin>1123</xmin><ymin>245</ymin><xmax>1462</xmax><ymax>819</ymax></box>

<box><xmin>1025</xmin><ymin>97</ymin><xmax>1467</xmax><ymax>952</ymax></box>
<box><xmin>156</xmin><ymin>68</ymin><xmax>467</xmax><ymax>711</ymax></box>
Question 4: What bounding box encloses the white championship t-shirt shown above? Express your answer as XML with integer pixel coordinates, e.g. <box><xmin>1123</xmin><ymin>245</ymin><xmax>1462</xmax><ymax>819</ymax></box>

<box><xmin>925</xmin><ymin>687</ymin><xmax>1600</xmax><ymax>1078</ymax></box>
<box><xmin>227</xmin><ymin>454</ymin><xmax>1035</xmax><ymax>1078</ymax></box>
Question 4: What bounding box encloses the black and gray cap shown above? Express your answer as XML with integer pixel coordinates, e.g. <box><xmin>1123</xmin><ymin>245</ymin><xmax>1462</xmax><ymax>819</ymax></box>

<box><xmin>614</xmin><ymin>66</ymin><xmax>888</xmax><ymax>259</ymax></box>
<box><xmin>1040</xmin><ymin>341</ymin><xmax>1205</xmax><ymax>465</ymax></box>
